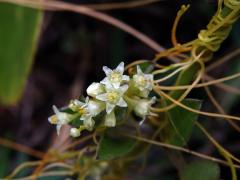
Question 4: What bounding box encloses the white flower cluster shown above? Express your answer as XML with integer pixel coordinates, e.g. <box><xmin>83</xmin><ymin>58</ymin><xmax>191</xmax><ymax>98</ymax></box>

<box><xmin>48</xmin><ymin>62</ymin><xmax>155</xmax><ymax>137</ymax></box>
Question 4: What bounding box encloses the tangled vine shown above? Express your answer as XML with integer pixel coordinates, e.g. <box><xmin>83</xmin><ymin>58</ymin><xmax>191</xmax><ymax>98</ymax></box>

<box><xmin>3</xmin><ymin>0</ymin><xmax>240</xmax><ymax>179</ymax></box>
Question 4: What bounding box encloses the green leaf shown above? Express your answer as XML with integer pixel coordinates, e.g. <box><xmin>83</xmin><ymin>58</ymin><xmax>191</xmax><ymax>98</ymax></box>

<box><xmin>180</xmin><ymin>160</ymin><xmax>220</xmax><ymax>180</ymax></box>
<box><xmin>0</xmin><ymin>3</ymin><xmax>42</xmax><ymax>105</ymax></box>
<box><xmin>0</xmin><ymin>147</ymin><xmax>11</xmax><ymax>177</ymax></box>
<box><xmin>97</xmin><ymin>133</ymin><xmax>136</xmax><ymax>160</ymax></box>
<box><xmin>164</xmin><ymin>99</ymin><xmax>202</xmax><ymax>146</ymax></box>
<box><xmin>139</xmin><ymin>61</ymin><xmax>154</xmax><ymax>73</ymax></box>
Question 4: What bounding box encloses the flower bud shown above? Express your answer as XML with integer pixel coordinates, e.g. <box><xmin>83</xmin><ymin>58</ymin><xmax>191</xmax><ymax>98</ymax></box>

<box><xmin>70</xmin><ymin>128</ymin><xmax>81</xmax><ymax>137</ymax></box>
<box><xmin>133</xmin><ymin>97</ymin><xmax>156</xmax><ymax>118</ymax></box>
<box><xmin>83</xmin><ymin>117</ymin><xmax>95</xmax><ymax>130</ymax></box>
<box><xmin>88</xmin><ymin>100</ymin><xmax>105</xmax><ymax>116</ymax></box>
<box><xmin>87</xmin><ymin>82</ymin><xmax>105</xmax><ymax>97</ymax></box>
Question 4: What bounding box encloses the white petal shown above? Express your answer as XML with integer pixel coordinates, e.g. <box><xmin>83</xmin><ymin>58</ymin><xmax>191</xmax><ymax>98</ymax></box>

<box><xmin>117</xmin><ymin>98</ymin><xmax>127</xmax><ymax>107</ymax></box>
<box><xmin>150</xmin><ymin>96</ymin><xmax>157</xmax><ymax>104</ymax></box>
<box><xmin>122</xmin><ymin>75</ymin><xmax>130</xmax><ymax>81</ymax></box>
<box><xmin>105</xmin><ymin>83</ymin><xmax>114</xmax><ymax>91</ymax></box>
<box><xmin>56</xmin><ymin>124</ymin><xmax>62</xmax><ymax>136</ymax></box>
<box><xmin>119</xmin><ymin>84</ymin><xmax>128</xmax><ymax>94</ymax></box>
<box><xmin>70</xmin><ymin>128</ymin><xmax>80</xmax><ymax>137</ymax></box>
<box><xmin>100</xmin><ymin>77</ymin><xmax>108</xmax><ymax>85</ymax></box>
<box><xmin>103</xmin><ymin>66</ymin><xmax>112</xmax><ymax>76</ymax></box>
<box><xmin>137</xmin><ymin>65</ymin><xmax>143</xmax><ymax>74</ymax></box>
<box><xmin>57</xmin><ymin>112</ymin><xmax>71</xmax><ymax>124</ymax></box>
<box><xmin>75</xmin><ymin>100</ymin><xmax>85</xmax><ymax>106</ymax></box>
<box><xmin>87</xmin><ymin>82</ymin><xmax>105</xmax><ymax>97</ymax></box>
<box><xmin>85</xmin><ymin>96</ymin><xmax>89</xmax><ymax>103</ymax></box>
<box><xmin>115</xmin><ymin>62</ymin><xmax>124</xmax><ymax>74</ymax></box>
<box><xmin>80</xmin><ymin>114</ymin><xmax>91</xmax><ymax>121</ymax></box>
<box><xmin>112</xmin><ymin>82</ymin><xmax>121</xmax><ymax>89</ymax></box>
<box><xmin>139</xmin><ymin>118</ymin><xmax>146</xmax><ymax>126</ymax></box>
<box><xmin>104</xmin><ymin>111</ymin><xmax>116</xmax><ymax>127</ymax></box>
<box><xmin>72</xmin><ymin>99</ymin><xmax>85</xmax><ymax>107</ymax></box>
<box><xmin>106</xmin><ymin>103</ymin><xmax>115</xmax><ymax>114</ymax></box>
<box><xmin>52</xmin><ymin>105</ymin><xmax>59</xmax><ymax>114</ymax></box>
<box><xmin>96</xmin><ymin>93</ymin><xmax>108</xmax><ymax>102</ymax></box>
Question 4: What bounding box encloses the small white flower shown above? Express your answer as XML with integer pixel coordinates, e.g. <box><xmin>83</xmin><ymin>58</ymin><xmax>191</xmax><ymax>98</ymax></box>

<box><xmin>87</xmin><ymin>82</ymin><xmax>105</xmax><ymax>98</ymax></box>
<box><xmin>70</xmin><ymin>127</ymin><xmax>81</xmax><ymax>137</ymax></box>
<box><xmin>133</xmin><ymin>65</ymin><xmax>153</xmax><ymax>97</ymax></box>
<box><xmin>72</xmin><ymin>97</ymin><xmax>97</xmax><ymax>130</ymax></box>
<box><xmin>101</xmin><ymin>62</ymin><xmax>129</xmax><ymax>89</ymax></box>
<box><xmin>48</xmin><ymin>105</ymin><xmax>73</xmax><ymax>135</ymax></box>
<box><xmin>69</xmin><ymin>97</ymin><xmax>104</xmax><ymax>117</ymax></box>
<box><xmin>69</xmin><ymin>97</ymin><xmax>100</xmax><ymax>131</ymax></box>
<box><xmin>96</xmin><ymin>84</ymin><xmax>128</xmax><ymax>114</ymax></box>
<box><xmin>134</xmin><ymin>97</ymin><xmax>156</xmax><ymax>119</ymax></box>
<box><xmin>104</xmin><ymin>111</ymin><xmax>116</xmax><ymax>127</ymax></box>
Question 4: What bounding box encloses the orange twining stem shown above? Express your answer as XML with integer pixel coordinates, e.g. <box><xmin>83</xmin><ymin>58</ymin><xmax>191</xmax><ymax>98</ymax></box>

<box><xmin>171</xmin><ymin>4</ymin><xmax>190</xmax><ymax>47</ymax></box>
<box><xmin>0</xmin><ymin>137</ymin><xmax>44</xmax><ymax>159</ymax></box>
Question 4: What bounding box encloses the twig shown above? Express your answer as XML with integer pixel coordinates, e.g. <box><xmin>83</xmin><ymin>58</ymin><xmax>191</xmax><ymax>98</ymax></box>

<box><xmin>0</xmin><ymin>137</ymin><xmax>44</xmax><ymax>159</ymax></box>
<box><xmin>124</xmin><ymin>134</ymin><xmax>240</xmax><ymax>169</ymax></box>
<box><xmin>85</xmin><ymin>0</ymin><xmax>161</xmax><ymax>11</ymax></box>
<box><xmin>0</xmin><ymin>0</ymin><xmax>165</xmax><ymax>52</ymax></box>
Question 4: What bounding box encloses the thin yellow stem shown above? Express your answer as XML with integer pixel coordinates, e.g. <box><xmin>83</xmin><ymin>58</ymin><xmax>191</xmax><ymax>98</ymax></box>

<box><xmin>204</xmin><ymin>85</ymin><xmax>240</xmax><ymax>133</ymax></box>
<box><xmin>124</xmin><ymin>133</ymin><xmax>240</xmax><ymax>169</ymax></box>
<box><xmin>42</xmin><ymin>162</ymin><xmax>73</xmax><ymax>172</ymax></box>
<box><xmin>154</xmin><ymin>65</ymin><xmax>189</xmax><ymax>83</ymax></box>
<box><xmin>124</xmin><ymin>60</ymin><xmax>149</xmax><ymax>71</ymax></box>
<box><xmin>12</xmin><ymin>170</ymin><xmax>74</xmax><ymax>180</ymax></box>
<box><xmin>152</xmin><ymin>90</ymin><xmax>240</xmax><ymax>121</ymax></box>
<box><xmin>154</xmin><ymin>72</ymin><xmax>240</xmax><ymax>92</ymax></box>
<box><xmin>196</xmin><ymin>122</ymin><xmax>238</xmax><ymax>180</ymax></box>
<box><xmin>196</xmin><ymin>122</ymin><xmax>240</xmax><ymax>164</ymax></box>
<box><xmin>5</xmin><ymin>161</ymin><xmax>41</xmax><ymax>179</ymax></box>
<box><xmin>152</xmin><ymin>59</ymin><xmax>204</xmax><ymax>112</ymax></box>
<box><xmin>152</xmin><ymin>61</ymin><xmax>190</xmax><ymax>75</ymax></box>
<box><xmin>171</xmin><ymin>4</ymin><xmax>190</xmax><ymax>46</ymax></box>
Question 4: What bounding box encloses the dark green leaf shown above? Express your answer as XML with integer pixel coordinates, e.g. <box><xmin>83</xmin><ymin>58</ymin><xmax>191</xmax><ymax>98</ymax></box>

<box><xmin>164</xmin><ymin>99</ymin><xmax>202</xmax><ymax>146</ymax></box>
<box><xmin>0</xmin><ymin>3</ymin><xmax>42</xmax><ymax>105</ymax></box>
<box><xmin>97</xmin><ymin>134</ymin><xmax>136</xmax><ymax>160</ymax></box>
<box><xmin>0</xmin><ymin>147</ymin><xmax>11</xmax><ymax>177</ymax></box>
<box><xmin>139</xmin><ymin>61</ymin><xmax>154</xmax><ymax>73</ymax></box>
<box><xmin>180</xmin><ymin>160</ymin><xmax>220</xmax><ymax>180</ymax></box>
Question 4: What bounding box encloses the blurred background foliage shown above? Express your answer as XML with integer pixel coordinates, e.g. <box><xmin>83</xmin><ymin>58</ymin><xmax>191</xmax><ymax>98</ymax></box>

<box><xmin>0</xmin><ymin>3</ymin><xmax>42</xmax><ymax>105</ymax></box>
<box><xmin>0</xmin><ymin>0</ymin><xmax>239</xmax><ymax>179</ymax></box>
